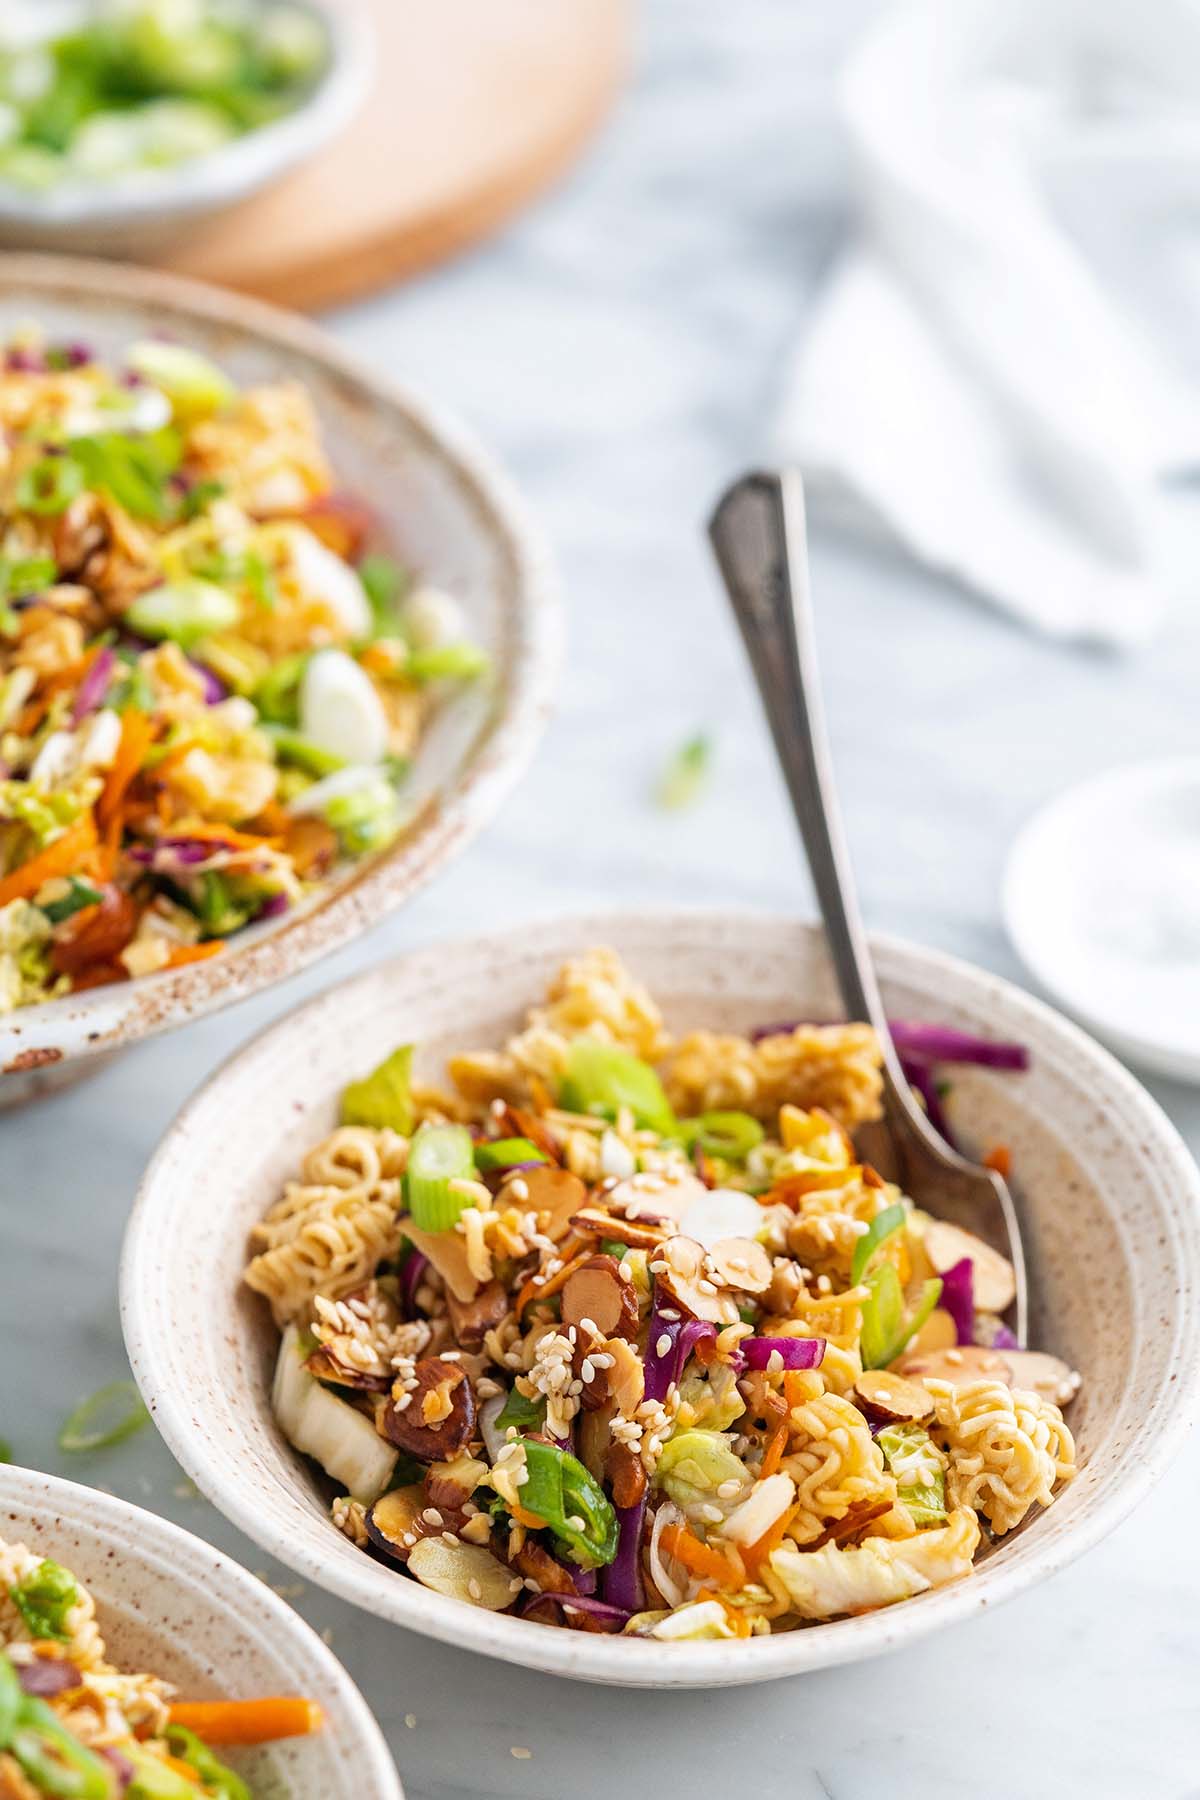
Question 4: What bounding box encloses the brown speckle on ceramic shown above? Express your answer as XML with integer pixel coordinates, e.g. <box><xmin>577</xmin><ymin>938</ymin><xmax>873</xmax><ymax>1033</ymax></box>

<box><xmin>0</xmin><ymin>253</ymin><xmax>562</xmax><ymax>1108</ymax></box>
<box><xmin>121</xmin><ymin>913</ymin><xmax>1200</xmax><ymax>1688</ymax></box>
<box><xmin>0</xmin><ymin>1466</ymin><xmax>402</xmax><ymax>1797</ymax></box>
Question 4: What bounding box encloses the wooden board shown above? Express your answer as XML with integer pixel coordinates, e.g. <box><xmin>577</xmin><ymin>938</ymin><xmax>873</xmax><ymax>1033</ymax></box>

<box><xmin>159</xmin><ymin>0</ymin><xmax>633</xmax><ymax>310</ymax></box>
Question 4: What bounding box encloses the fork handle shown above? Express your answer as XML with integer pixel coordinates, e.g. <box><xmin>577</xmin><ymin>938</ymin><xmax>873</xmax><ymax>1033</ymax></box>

<box><xmin>708</xmin><ymin>468</ymin><xmax>890</xmax><ymax>1039</ymax></box>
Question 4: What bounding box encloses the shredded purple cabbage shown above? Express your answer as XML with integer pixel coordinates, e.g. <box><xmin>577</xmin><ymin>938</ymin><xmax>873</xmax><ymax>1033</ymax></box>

<box><xmin>523</xmin><ymin>1591</ymin><xmax>632</xmax><ymax>1628</ymax></box>
<box><xmin>70</xmin><ymin>646</ymin><xmax>115</xmax><ymax>724</ymax></box>
<box><xmin>741</xmin><ymin>1335</ymin><xmax>825</xmax><ymax>1371</ymax></box>
<box><xmin>100</xmin><ymin>1747</ymin><xmax>134</xmax><ymax>1791</ymax></box>
<box><xmin>258</xmin><ymin>892</ymin><xmax>291</xmax><ymax>921</ymax></box>
<box><xmin>187</xmin><ymin>657</ymin><xmax>228</xmax><ymax>705</ymax></box>
<box><xmin>17</xmin><ymin>1658</ymin><xmax>80</xmax><ymax>1698</ymax></box>
<box><xmin>889</xmin><ymin>1021</ymin><xmax>1029</xmax><ymax>1071</ymax></box>
<box><xmin>399</xmin><ymin>1251</ymin><xmax>429</xmax><ymax>1317</ymax></box>
<box><xmin>601</xmin><ymin>1496</ymin><xmax>646</xmax><ymax>1612</ymax></box>
<box><xmin>938</xmin><ymin>1257</ymin><xmax>974</xmax><ymax>1345</ymax></box>
<box><xmin>900</xmin><ymin>1055</ymin><xmax>955</xmax><ymax>1146</ymax></box>
<box><xmin>644</xmin><ymin>1295</ymin><xmax>718</xmax><ymax>1403</ymax></box>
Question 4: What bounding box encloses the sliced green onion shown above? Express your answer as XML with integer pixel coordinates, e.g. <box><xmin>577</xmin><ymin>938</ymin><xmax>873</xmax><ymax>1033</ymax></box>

<box><xmin>164</xmin><ymin>1724</ymin><xmax>250</xmax><ymax>1800</ymax></box>
<box><xmin>600</xmin><ymin>1237</ymin><xmax>631</xmax><ymax>1259</ymax></box>
<box><xmin>0</xmin><ymin>554</ymin><xmax>56</xmax><ymax>598</ymax></box>
<box><xmin>0</xmin><ymin>1652</ymin><xmax>20</xmax><ymax>1745</ymax></box>
<box><xmin>16</xmin><ymin>455</ymin><xmax>84</xmax><ymax>516</ymax></box>
<box><xmin>11</xmin><ymin>1696</ymin><xmax>112</xmax><ymax>1799</ymax></box>
<box><xmin>69</xmin><ymin>427</ymin><xmax>182</xmax><ymax>522</ymax></box>
<box><xmin>656</xmin><ymin>731</ymin><xmax>712</xmax><ymax>810</ymax></box>
<box><xmin>520</xmin><ymin>1439</ymin><xmax>618</xmax><ymax>1568</ymax></box>
<box><xmin>262</xmin><ymin>724</ymin><xmax>346</xmax><ymax>778</ymax></box>
<box><xmin>254</xmin><ymin>650</ymin><xmax>309</xmax><ymax>725</ymax></box>
<box><xmin>126</xmin><ymin>341</ymin><xmax>236</xmax><ymax>424</ymax></box>
<box><xmin>680</xmin><ymin>1110</ymin><xmax>764</xmax><ymax>1162</ymax></box>
<box><xmin>40</xmin><ymin>876</ymin><xmax>103</xmax><ymax>925</ymax></box>
<box><xmin>340</xmin><ymin>1045</ymin><xmax>415</xmax><ymax>1134</ymax></box>
<box><xmin>406</xmin><ymin>1123</ymin><xmax>476</xmax><ymax>1232</ymax></box>
<box><xmin>125</xmin><ymin>578</ymin><xmax>240</xmax><ymax>648</ymax></box>
<box><xmin>8</xmin><ymin>1560</ymin><xmax>78</xmax><ymax>1642</ymax></box>
<box><xmin>850</xmin><ymin>1201</ymin><xmax>907</xmax><ymax>1286</ymax></box>
<box><xmin>860</xmin><ymin>1268</ymin><xmax>943</xmax><ymax>1371</ymax></box>
<box><xmin>495</xmin><ymin>1386</ymin><xmax>546</xmax><ymax>1436</ymax></box>
<box><xmin>406</xmin><ymin>642</ymin><xmax>489</xmax><ymax>682</ymax></box>
<box><xmin>474</xmin><ymin>1137</ymin><xmax>547</xmax><ymax>1173</ymax></box>
<box><xmin>0</xmin><ymin>1438</ymin><xmax>10</xmax><ymax>1464</ymax></box>
<box><xmin>181</xmin><ymin>478</ymin><xmax>226</xmax><ymax>521</ymax></box>
<box><xmin>558</xmin><ymin>1038</ymin><xmax>676</xmax><ymax>1135</ymax></box>
<box><xmin>359</xmin><ymin>553</ymin><xmax>406</xmax><ymax>636</ymax></box>
<box><xmin>59</xmin><ymin>1380</ymin><xmax>149</xmax><ymax>1453</ymax></box>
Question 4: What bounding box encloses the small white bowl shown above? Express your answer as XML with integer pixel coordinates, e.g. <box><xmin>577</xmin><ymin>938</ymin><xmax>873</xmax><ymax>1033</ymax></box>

<box><xmin>0</xmin><ymin>2</ymin><xmax>370</xmax><ymax>256</ymax></box>
<box><xmin>0</xmin><ymin>1464</ymin><xmax>402</xmax><ymax>1796</ymax></box>
<box><xmin>121</xmin><ymin>912</ymin><xmax>1200</xmax><ymax>1688</ymax></box>
<box><xmin>1005</xmin><ymin>759</ymin><xmax>1200</xmax><ymax>1082</ymax></box>
<box><xmin>0</xmin><ymin>254</ymin><xmax>560</xmax><ymax>1105</ymax></box>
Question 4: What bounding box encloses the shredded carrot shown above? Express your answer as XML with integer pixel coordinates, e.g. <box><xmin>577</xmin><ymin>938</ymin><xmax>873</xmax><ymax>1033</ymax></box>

<box><xmin>984</xmin><ymin>1145</ymin><xmax>1012</xmax><ymax>1179</ymax></box>
<box><xmin>170</xmin><ymin>819</ymin><xmax>281</xmax><ymax>850</ymax></box>
<box><xmin>741</xmin><ymin>1501</ymin><xmax>803</xmax><ymax>1574</ymax></box>
<box><xmin>782</xmin><ymin>1371</ymin><xmax>809</xmax><ymax>1411</ymax></box>
<box><xmin>759</xmin><ymin>1421</ymin><xmax>788</xmax><ymax>1481</ymax></box>
<box><xmin>166</xmin><ymin>1699</ymin><xmax>324</xmax><ymax>1746</ymax></box>
<box><xmin>98</xmin><ymin>709</ymin><xmax>155</xmax><ymax>831</ymax></box>
<box><xmin>0</xmin><ymin>813</ymin><xmax>98</xmax><ymax>908</ymax></box>
<box><xmin>163</xmin><ymin>941</ymin><xmax>225</xmax><ymax>971</ymax></box>
<box><xmin>660</xmin><ymin>1522</ymin><xmax>743</xmax><ymax>1589</ymax></box>
<box><xmin>514</xmin><ymin>1247</ymin><xmax>591</xmax><ymax>1318</ymax></box>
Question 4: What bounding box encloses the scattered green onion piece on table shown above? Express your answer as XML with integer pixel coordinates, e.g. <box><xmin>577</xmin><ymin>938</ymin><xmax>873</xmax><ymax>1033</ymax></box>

<box><xmin>474</xmin><ymin>1137</ymin><xmax>547</xmax><ymax>1173</ymax></box>
<box><xmin>680</xmin><ymin>1110</ymin><xmax>764</xmax><ymax>1162</ymax></box>
<box><xmin>59</xmin><ymin>1381</ymin><xmax>150</xmax><ymax>1453</ymax></box>
<box><xmin>519</xmin><ymin>1439</ymin><xmax>618</xmax><ymax>1568</ymax></box>
<box><xmin>850</xmin><ymin>1201</ymin><xmax>907</xmax><ymax>1286</ymax></box>
<box><xmin>16</xmin><ymin>456</ymin><xmax>84</xmax><ymax>517</ymax></box>
<box><xmin>340</xmin><ymin>1045</ymin><xmax>415</xmax><ymax>1134</ymax></box>
<box><xmin>406</xmin><ymin>642</ymin><xmax>489</xmax><ymax>682</ymax></box>
<box><xmin>405</xmin><ymin>1124</ymin><xmax>476</xmax><ymax>1232</ymax></box>
<box><xmin>656</xmin><ymin>731</ymin><xmax>712</xmax><ymax>810</ymax></box>
<box><xmin>558</xmin><ymin>1038</ymin><xmax>677</xmax><ymax>1135</ymax></box>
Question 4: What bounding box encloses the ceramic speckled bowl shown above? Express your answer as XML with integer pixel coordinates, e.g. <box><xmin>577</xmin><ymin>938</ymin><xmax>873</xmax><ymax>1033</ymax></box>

<box><xmin>0</xmin><ymin>1465</ymin><xmax>402</xmax><ymax>1796</ymax></box>
<box><xmin>0</xmin><ymin>255</ymin><xmax>561</xmax><ymax>1106</ymax></box>
<box><xmin>121</xmin><ymin>913</ymin><xmax>1200</xmax><ymax>1688</ymax></box>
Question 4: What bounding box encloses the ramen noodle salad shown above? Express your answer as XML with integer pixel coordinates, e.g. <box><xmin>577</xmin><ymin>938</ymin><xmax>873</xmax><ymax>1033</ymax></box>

<box><xmin>0</xmin><ymin>1537</ymin><xmax>322</xmax><ymax>1796</ymax></box>
<box><xmin>244</xmin><ymin>947</ymin><xmax>1079</xmax><ymax>1642</ymax></box>
<box><xmin>0</xmin><ymin>326</ymin><xmax>486</xmax><ymax>1013</ymax></box>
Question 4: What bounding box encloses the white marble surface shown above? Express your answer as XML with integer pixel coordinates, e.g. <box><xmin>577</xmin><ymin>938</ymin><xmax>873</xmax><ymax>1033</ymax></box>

<box><xmin>6</xmin><ymin>2</ymin><xmax>1200</xmax><ymax>1794</ymax></box>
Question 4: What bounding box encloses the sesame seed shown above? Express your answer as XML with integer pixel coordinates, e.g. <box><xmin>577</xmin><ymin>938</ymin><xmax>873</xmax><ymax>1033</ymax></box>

<box><xmin>422</xmin><ymin>1508</ymin><xmax>443</xmax><ymax>1526</ymax></box>
<box><xmin>567</xmin><ymin>1514</ymin><xmax>585</xmax><ymax>1531</ymax></box>
<box><xmin>581</xmin><ymin>1358</ymin><xmax>595</xmax><ymax>1382</ymax></box>
<box><xmin>404</xmin><ymin>1713</ymin><xmax>417</xmax><ymax>1729</ymax></box>
<box><xmin>658</xmin><ymin>1308</ymin><xmax>680</xmax><ymax>1322</ymax></box>
<box><xmin>510</xmin><ymin>1178</ymin><xmax>530</xmax><ymax>1201</ymax></box>
<box><xmin>468</xmin><ymin>1578</ymin><xmax>482</xmax><ymax>1600</ymax></box>
<box><xmin>716</xmin><ymin>1479</ymin><xmax>741</xmax><ymax>1499</ymax></box>
<box><xmin>511</xmin><ymin>1747</ymin><xmax>533</xmax><ymax>1760</ymax></box>
<box><xmin>656</xmin><ymin>1333</ymin><xmax>672</xmax><ymax>1357</ymax></box>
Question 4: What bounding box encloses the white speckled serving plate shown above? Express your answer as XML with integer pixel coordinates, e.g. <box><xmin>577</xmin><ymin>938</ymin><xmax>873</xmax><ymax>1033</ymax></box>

<box><xmin>121</xmin><ymin>913</ymin><xmax>1200</xmax><ymax>1687</ymax></box>
<box><xmin>0</xmin><ymin>1465</ymin><xmax>402</xmax><ymax>1795</ymax></box>
<box><xmin>0</xmin><ymin>255</ymin><xmax>561</xmax><ymax>1106</ymax></box>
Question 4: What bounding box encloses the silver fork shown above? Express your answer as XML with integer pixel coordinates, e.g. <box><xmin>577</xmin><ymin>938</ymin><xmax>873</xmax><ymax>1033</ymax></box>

<box><xmin>708</xmin><ymin>468</ymin><xmax>1028</xmax><ymax>1345</ymax></box>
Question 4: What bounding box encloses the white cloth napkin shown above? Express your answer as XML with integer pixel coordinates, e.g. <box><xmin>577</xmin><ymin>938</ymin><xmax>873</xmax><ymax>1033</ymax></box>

<box><xmin>777</xmin><ymin>0</ymin><xmax>1200</xmax><ymax>646</ymax></box>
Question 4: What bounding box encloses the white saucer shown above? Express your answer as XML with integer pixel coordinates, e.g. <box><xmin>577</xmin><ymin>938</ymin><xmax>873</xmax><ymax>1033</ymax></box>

<box><xmin>1004</xmin><ymin>759</ymin><xmax>1200</xmax><ymax>1083</ymax></box>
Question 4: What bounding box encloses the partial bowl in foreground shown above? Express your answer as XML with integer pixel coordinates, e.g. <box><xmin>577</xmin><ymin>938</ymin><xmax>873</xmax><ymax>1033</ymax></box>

<box><xmin>120</xmin><ymin>912</ymin><xmax>1200</xmax><ymax>1687</ymax></box>
<box><xmin>0</xmin><ymin>254</ymin><xmax>560</xmax><ymax>1105</ymax></box>
<box><xmin>0</xmin><ymin>1463</ymin><xmax>402</xmax><ymax>1796</ymax></box>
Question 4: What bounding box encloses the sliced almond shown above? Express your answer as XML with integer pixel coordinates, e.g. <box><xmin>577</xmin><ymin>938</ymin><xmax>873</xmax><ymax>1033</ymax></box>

<box><xmin>407</xmin><ymin>1537</ymin><xmax>520</xmax><ymax>1610</ymax></box>
<box><xmin>923</xmin><ymin>1220</ymin><xmax>1016</xmax><ymax>1313</ymax></box>
<box><xmin>604</xmin><ymin>1335</ymin><xmax>645</xmax><ymax>1416</ymax></box>
<box><xmin>445</xmin><ymin>1279</ymin><xmax>510</xmax><ymax>1349</ymax></box>
<box><xmin>570</xmin><ymin>1207</ymin><xmax>673</xmax><ymax>1251</ymax></box>
<box><xmin>906</xmin><ymin>1306</ymin><xmax>958</xmax><ymax>1356</ymax></box>
<box><xmin>561</xmin><ymin>1255</ymin><xmax>639</xmax><ymax>1342</ymax></box>
<box><xmin>898</xmin><ymin>1344</ymin><xmax>1013</xmax><ymax>1386</ymax></box>
<box><xmin>608</xmin><ymin>1170</ymin><xmax>709</xmax><ymax>1224</ymax></box>
<box><xmin>403</xmin><ymin>1219</ymin><xmax>479</xmax><ymax>1304</ymax></box>
<box><xmin>853</xmin><ymin>1370</ymin><xmax>934</xmax><ymax>1424</ymax></box>
<box><xmin>1002</xmin><ymin>1349</ymin><xmax>1081</xmax><ymax>1408</ymax></box>
<box><xmin>514</xmin><ymin>1166</ymin><xmax>587</xmax><ymax>1242</ymax></box>
<box><xmin>656</xmin><ymin>1234</ymin><xmax>739</xmax><ymax>1325</ymax></box>
<box><xmin>605</xmin><ymin>1439</ymin><xmax>647</xmax><ymax>1508</ymax></box>
<box><xmin>706</xmin><ymin>1236</ymin><xmax>772</xmax><ymax>1294</ymax></box>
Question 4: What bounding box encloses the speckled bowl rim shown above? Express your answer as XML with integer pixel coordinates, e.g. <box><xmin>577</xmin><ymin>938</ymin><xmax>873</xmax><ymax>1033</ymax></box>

<box><xmin>121</xmin><ymin>910</ymin><xmax>1200</xmax><ymax>1688</ymax></box>
<box><xmin>0</xmin><ymin>252</ymin><xmax>562</xmax><ymax>1085</ymax></box>
<box><xmin>0</xmin><ymin>1</ymin><xmax>370</xmax><ymax>234</ymax></box>
<box><xmin>0</xmin><ymin>1463</ymin><xmax>403</xmax><ymax>1796</ymax></box>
